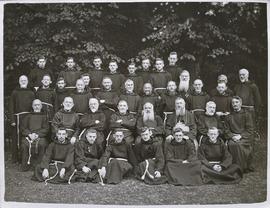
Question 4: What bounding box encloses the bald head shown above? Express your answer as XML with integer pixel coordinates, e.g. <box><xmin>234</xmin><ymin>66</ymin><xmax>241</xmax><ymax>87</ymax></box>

<box><xmin>239</xmin><ymin>68</ymin><xmax>249</xmax><ymax>83</ymax></box>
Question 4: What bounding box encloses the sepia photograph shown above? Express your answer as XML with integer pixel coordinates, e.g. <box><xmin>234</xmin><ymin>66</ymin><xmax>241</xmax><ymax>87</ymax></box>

<box><xmin>1</xmin><ymin>0</ymin><xmax>268</xmax><ymax>207</ymax></box>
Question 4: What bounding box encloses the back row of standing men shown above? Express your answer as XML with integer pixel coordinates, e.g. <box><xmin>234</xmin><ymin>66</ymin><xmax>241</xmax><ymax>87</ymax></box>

<box><xmin>8</xmin><ymin>52</ymin><xmax>262</xmax><ymax>184</ymax></box>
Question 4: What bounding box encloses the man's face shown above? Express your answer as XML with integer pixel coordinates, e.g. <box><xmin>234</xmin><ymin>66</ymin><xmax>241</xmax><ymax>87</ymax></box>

<box><xmin>118</xmin><ymin>102</ymin><xmax>128</xmax><ymax>114</ymax></box>
<box><xmin>19</xmin><ymin>76</ymin><xmax>28</xmax><ymax>88</ymax></box>
<box><xmin>142</xmin><ymin>59</ymin><xmax>150</xmax><ymax>70</ymax></box>
<box><xmin>180</xmin><ymin>72</ymin><xmax>189</xmax><ymax>81</ymax></box>
<box><xmin>32</xmin><ymin>100</ymin><xmax>42</xmax><ymax>112</ymax></box>
<box><xmin>102</xmin><ymin>79</ymin><xmax>112</xmax><ymax>90</ymax></box>
<box><xmin>89</xmin><ymin>99</ymin><xmax>99</xmax><ymax>112</ymax></box>
<box><xmin>232</xmin><ymin>99</ymin><xmax>242</xmax><ymax>111</ymax></box>
<box><xmin>175</xmin><ymin>99</ymin><xmax>185</xmax><ymax>110</ymax></box>
<box><xmin>66</xmin><ymin>59</ymin><xmax>75</xmax><ymax>69</ymax></box>
<box><xmin>207</xmin><ymin>129</ymin><xmax>218</xmax><ymax>143</ymax></box>
<box><xmin>57</xmin><ymin>130</ymin><xmax>67</xmax><ymax>143</ymax></box>
<box><xmin>125</xmin><ymin>81</ymin><xmax>134</xmax><ymax>92</ymax></box>
<box><xmin>93</xmin><ymin>58</ymin><xmax>102</xmax><ymax>68</ymax></box>
<box><xmin>57</xmin><ymin>80</ymin><xmax>66</xmax><ymax>89</ymax></box>
<box><xmin>168</xmin><ymin>54</ymin><xmax>178</xmax><ymax>65</ymax></box>
<box><xmin>239</xmin><ymin>71</ymin><xmax>248</xmax><ymax>83</ymax></box>
<box><xmin>109</xmin><ymin>62</ymin><xmax>118</xmax><ymax>73</ymax></box>
<box><xmin>63</xmin><ymin>98</ymin><xmax>74</xmax><ymax>110</ymax></box>
<box><xmin>167</xmin><ymin>82</ymin><xmax>176</xmax><ymax>92</ymax></box>
<box><xmin>141</xmin><ymin>130</ymin><xmax>151</xmax><ymax>141</ymax></box>
<box><xmin>144</xmin><ymin>103</ymin><xmax>153</xmax><ymax>114</ymax></box>
<box><xmin>76</xmin><ymin>80</ymin><xmax>85</xmax><ymax>91</ymax></box>
<box><xmin>143</xmin><ymin>84</ymin><xmax>152</xmax><ymax>95</ymax></box>
<box><xmin>114</xmin><ymin>132</ymin><xmax>124</xmax><ymax>143</ymax></box>
<box><xmin>128</xmin><ymin>65</ymin><xmax>136</xmax><ymax>74</ymax></box>
<box><xmin>174</xmin><ymin>131</ymin><xmax>184</xmax><ymax>142</ymax></box>
<box><xmin>86</xmin><ymin>132</ymin><xmax>97</xmax><ymax>144</ymax></box>
<box><xmin>206</xmin><ymin>103</ymin><xmax>216</xmax><ymax>116</ymax></box>
<box><xmin>193</xmin><ymin>80</ymin><xmax>203</xmax><ymax>93</ymax></box>
<box><xmin>217</xmin><ymin>83</ymin><xmax>226</xmax><ymax>94</ymax></box>
<box><xmin>155</xmin><ymin>60</ymin><xmax>164</xmax><ymax>71</ymax></box>
<box><xmin>82</xmin><ymin>76</ymin><xmax>90</xmax><ymax>86</ymax></box>
<box><xmin>37</xmin><ymin>58</ymin><xmax>46</xmax><ymax>68</ymax></box>
<box><xmin>41</xmin><ymin>76</ymin><xmax>51</xmax><ymax>87</ymax></box>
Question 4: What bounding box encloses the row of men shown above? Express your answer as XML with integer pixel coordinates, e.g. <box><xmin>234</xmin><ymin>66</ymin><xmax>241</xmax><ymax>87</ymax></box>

<box><xmin>19</xmin><ymin>94</ymin><xmax>253</xmax><ymax>178</ymax></box>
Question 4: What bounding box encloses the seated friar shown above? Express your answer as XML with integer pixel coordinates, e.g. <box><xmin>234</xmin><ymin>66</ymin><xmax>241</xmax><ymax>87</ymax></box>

<box><xmin>198</xmin><ymin>127</ymin><xmax>243</xmax><ymax>184</ymax></box>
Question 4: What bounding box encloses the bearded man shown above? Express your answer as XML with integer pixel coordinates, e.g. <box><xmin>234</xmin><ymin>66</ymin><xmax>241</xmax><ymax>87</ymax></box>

<box><xmin>136</xmin><ymin>102</ymin><xmax>164</xmax><ymax>144</ymax></box>
<box><xmin>178</xmin><ymin>70</ymin><xmax>192</xmax><ymax>98</ymax></box>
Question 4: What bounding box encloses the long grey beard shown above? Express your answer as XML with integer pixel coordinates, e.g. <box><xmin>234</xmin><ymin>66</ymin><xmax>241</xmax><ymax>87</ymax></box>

<box><xmin>178</xmin><ymin>80</ymin><xmax>190</xmax><ymax>92</ymax></box>
<box><xmin>143</xmin><ymin>111</ymin><xmax>155</xmax><ymax>122</ymax></box>
<box><xmin>176</xmin><ymin>108</ymin><xmax>185</xmax><ymax>116</ymax></box>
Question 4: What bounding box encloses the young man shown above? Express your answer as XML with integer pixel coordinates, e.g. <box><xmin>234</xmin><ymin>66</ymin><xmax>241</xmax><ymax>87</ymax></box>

<box><xmin>54</xmin><ymin>77</ymin><xmax>69</xmax><ymax>111</ymax></box>
<box><xmin>21</xmin><ymin>99</ymin><xmax>50</xmax><ymax>171</ymax></box>
<box><xmin>80</xmin><ymin>73</ymin><xmax>91</xmax><ymax>92</ymax></box>
<box><xmin>198</xmin><ymin>127</ymin><xmax>242</xmax><ymax>184</ymax></box>
<box><xmin>186</xmin><ymin>79</ymin><xmax>210</xmax><ymax>117</ymax></box>
<box><xmin>35</xmin><ymin>74</ymin><xmax>56</xmax><ymax>122</ymax></box>
<box><xmin>104</xmin><ymin>59</ymin><xmax>125</xmax><ymax>93</ymax></box>
<box><xmin>224</xmin><ymin>96</ymin><xmax>254</xmax><ymax>173</ymax></box>
<box><xmin>137</xmin><ymin>57</ymin><xmax>152</xmax><ymax>83</ymax></box>
<box><xmin>74</xmin><ymin>129</ymin><xmax>104</xmax><ymax>183</ymax></box>
<box><xmin>133</xmin><ymin>127</ymin><xmax>166</xmax><ymax>185</ymax></box>
<box><xmin>124</xmin><ymin>62</ymin><xmax>144</xmax><ymax>94</ymax></box>
<box><xmin>109</xmin><ymin>100</ymin><xmax>136</xmax><ymax>144</ymax></box>
<box><xmin>210</xmin><ymin>82</ymin><xmax>232</xmax><ymax>117</ymax></box>
<box><xmin>119</xmin><ymin>79</ymin><xmax>141</xmax><ymax>114</ymax></box>
<box><xmin>79</xmin><ymin>98</ymin><xmax>106</xmax><ymax>149</ymax></box>
<box><xmin>210</xmin><ymin>74</ymin><xmax>234</xmax><ymax>97</ymax></box>
<box><xmin>58</xmin><ymin>57</ymin><xmax>82</xmax><ymax>88</ymax></box>
<box><xmin>164</xmin><ymin>52</ymin><xmax>183</xmax><ymax>84</ymax></box>
<box><xmin>70</xmin><ymin>79</ymin><xmax>93</xmax><ymax>115</ymax></box>
<box><xmin>164</xmin><ymin>128</ymin><xmax>202</xmax><ymax>186</ymax></box>
<box><xmin>98</xmin><ymin>130</ymin><xmax>137</xmax><ymax>184</ymax></box>
<box><xmin>32</xmin><ymin>128</ymin><xmax>76</xmax><ymax>184</ymax></box>
<box><xmin>88</xmin><ymin>56</ymin><xmax>105</xmax><ymax>89</ymax></box>
<box><xmin>136</xmin><ymin>102</ymin><xmax>164</xmax><ymax>144</ymax></box>
<box><xmin>9</xmin><ymin>75</ymin><xmax>35</xmax><ymax>163</ymax></box>
<box><xmin>52</xmin><ymin>97</ymin><xmax>80</xmax><ymax>145</ymax></box>
<box><xmin>28</xmin><ymin>56</ymin><xmax>54</xmax><ymax>90</ymax></box>
<box><xmin>149</xmin><ymin>58</ymin><xmax>172</xmax><ymax>95</ymax></box>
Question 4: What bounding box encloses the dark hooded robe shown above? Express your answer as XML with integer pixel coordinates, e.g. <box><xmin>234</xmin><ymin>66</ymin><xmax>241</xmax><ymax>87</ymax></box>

<box><xmin>124</xmin><ymin>74</ymin><xmax>144</xmax><ymax>94</ymax></box>
<box><xmin>198</xmin><ymin>137</ymin><xmax>242</xmax><ymax>184</ymax></box>
<box><xmin>88</xmin><ymin>67</ymin><xmax>105</xmax><ymax>89</ymax></box>
<box><xmin>119</xmin><ymin>92</ymin><xmax>141</xmax><ymax>113</ymax></box>
<box><xmin>104</xmin><ymin>72</ymin><xmax>125</xmax><ymax>93</ymax></box>
<box><xmin>164</xmin><ymin>139</ymin><xmax>202</xmax><ymax>185</ymax></box>
<box><xmin>70</xmin><ymin>90</ymin><xmax>93</xmax><ymax>114</ymax></box>
<box><xmin>28</xmin><ymin>67</ymin><xmax>54</xmax><ymax>89</ymax></box>
<box><xmin>186</xmin><ymin>90</ymin><xmax>210</xmax><ymax>117</ymax></box>
<box><xmin>210</xmin><ymin>89</ymin><xmax>232</xmax><ymax>113</ymax></box>
<box><xmin>58</xmin><ymin>68</ymin><xmax>82</xmax><ymax>87</ymax></box>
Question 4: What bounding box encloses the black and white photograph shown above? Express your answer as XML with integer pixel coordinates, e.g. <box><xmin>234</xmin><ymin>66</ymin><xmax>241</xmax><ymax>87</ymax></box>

<box><xmin>1</xmin><ymin>0</ymin><xmax>268</xmax><ymax>207</ymax></box>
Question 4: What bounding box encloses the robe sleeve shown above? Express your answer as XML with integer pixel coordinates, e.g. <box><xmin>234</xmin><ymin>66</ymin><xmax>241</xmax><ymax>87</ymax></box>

<box><xmin>185</xmin><ymin>113</ymin><xmax>197</xmax><ymax>141</ymax></box>
<box><xmin>242</xmin><ymin>111</ymin><xmax>254</xmax><ymax>139</ymax></box>
<box><xmin>165</xmin><ymin>114</ymin><xmax>175</xmax><ymax>136</ymax></box>
<box><xmin>127</xmin><ymin>144</ymin><xmax>138</xmax><ymax>167</ymax></box>
<box><xmin>251</xmin><ymin>83</ymin><xmax>262</xmax><ymax>112</ymax></box>
<box><xmin>219</xmin><ymin>142</ymin><xmax>233</xmax><ymax>169</ymax></box>
<box><xmin>8</xmin><ymin>90</ymin><xmax>16</xmax><ymax>124</ymax></box>
<box><xmin>154</xmin><ymin>143</ymin><xmax>165</xmax><ymax>173</ymax></box>
<box><xmin>35</xmin><ymin>116</ymin><xmax>50</xmax><ymax>138</ymax></box>
<box><xmin>40</xmin><ymin>143</ymin><xmax>54</xmax><ymax>169</ymax></box>
<box><xmin>72</xmin><ymin>114</ymin><xmax>80</xmax><ymax>138</ymax></box>
<box><xmin>121</xmin><ymin>115</ymin><xmax>136</xmax><ymax>130</ymax></box>
<box><xmin>196</xmin><ymin>115</ymin><xmax>208</xmax><ymax>136</ymax></box>
<box><xmin>198</xmin><ymin>143</ymin><xmax>213</xmax><ymax>169</ymax></box>
<box><xmin>51</xmin><ymin>112</ymin><xmax>61</xmax><ymax>135</ymax></box>
<box><xmin>99</xmin><ymin>145</ymin><xmax>112</xmax><ymax>168</ymax></box>
<box><xmin>164</xmin><ymin>143</ymin><xmax>175</xmax><ymax>161</ymax></box>
<box><xmin>63</xmin><ymin>144</ymin><xmax>74</xmax><ymax>169</ymax></box>
<box><xmin>186</xmin><ymin>140</ymin><xmax>197</xmax><ymax>162</ymax></box>
<box><xmin>74</xmin><ymin>142</ymin><xmax>87</xmax><ymax>170</ymax></box>
<box><xmin>152</xmin><ymin>116</ymin><xmax>164</xmax><ymax>136</ymax></box>
<box><xmin>21</xmin><ymin>115</ymin><xmax>31</xmax><ymax>137</ymax></box>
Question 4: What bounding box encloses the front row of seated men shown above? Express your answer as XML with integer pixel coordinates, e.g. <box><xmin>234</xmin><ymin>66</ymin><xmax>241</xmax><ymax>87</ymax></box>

<box><xmin>20</xmin><ymin>93</ymin><xmax>253</xmax><ymax>186</ymax></box>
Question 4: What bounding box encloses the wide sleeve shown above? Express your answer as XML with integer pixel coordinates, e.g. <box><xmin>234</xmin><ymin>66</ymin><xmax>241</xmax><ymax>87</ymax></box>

<box><xmin>109</xmin><ymin>114</ymin><xmax>122</xmax><ymax>129</ymax></box>
<box><xmin>35</xmin><ymin>116</ymin><xmax>50</xmax><ymax>138</ymax></box>
<box><xmin>51</xmin><ymin>112</ymin><xmax>62</xmax><ymax>135</ymax></box>
<box><xmin>63</xmin><ymin>144</ymin><xmax>75</xmax><ymax>168</ymax></box>
<box><xmin>121</xmin><ymin>114</ymin><xmax>136</xmax><ymax>130</ymax></box>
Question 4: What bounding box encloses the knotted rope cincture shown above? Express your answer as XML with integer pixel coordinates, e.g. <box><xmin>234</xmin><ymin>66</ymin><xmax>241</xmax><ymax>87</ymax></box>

<box><xmin>141</xmin><ymin>159</ymin><xmax>154</xmax><ymax>180</ymax></box>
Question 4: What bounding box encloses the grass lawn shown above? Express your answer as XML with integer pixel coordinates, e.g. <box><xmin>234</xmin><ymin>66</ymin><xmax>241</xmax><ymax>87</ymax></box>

<box><xmin>4</xmin><ymin>129</ymin><xmax>267</xmax><ymax>205</ymax></box>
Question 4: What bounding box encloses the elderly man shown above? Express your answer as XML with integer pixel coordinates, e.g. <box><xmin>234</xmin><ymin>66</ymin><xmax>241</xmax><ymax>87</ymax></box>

<box><xmin>178</xmin><ymin>70</ymin><xmax>192</xmax><ymax>98</ymax></box>
<box><xmin>165</xmin><ymin>97</ymin><xmax>197</xmax><ymax>150</ymax></box>
<box><xmin>196</xmin><ymin>101</ymin><xmax>223</xmax><ymax>140</ymax></box>
<box><xmin>136</xmin><ymin>102</ymin><xmax>164</xmax><ymax>144</ymax></box>
<box><xmin>119</xmin><ymin>79</ymin><xmax>141</xmax><ymax>114</ymax></box>
<box><xmin>224</xmin><ymin>96</ymin><xmax>254</xmax><ymax>173</ymax></box>
<box><xmin>234</xmin><ymin>68</ymin><xmax>262</xmax><ymax>123</ymax></box>
<box><xmin>138</xmin><ymin>83</ymin><xmax>161</xmax><ymax>114</ymax></box>
<box><xmin>160</xmin><ymin>81</ymin><xmax>181</xmax><ymax>116</ymax></box>
<box><xmin>9</xmin><ymin>75</ymin><xmax>35</xmax><ymax>163</ymax></box>
<box><xmin>186</xmin><ymin>79</ymin><xmax>210</xmax><ymax>117</ymax></box>
<box><xmin>52</xmin><ymin>97</ymin><xmax>80</xmax><ymax>145</ymax></box>
<box><xmin>79</xmin><ymin>98</ymin><xmax>106</xmax><ymax>148</ymax></box>
<box><xmin>109</xmin><ymin>100</ymin><xmax>136</xmax><ymax>144</ymax></box>
<box><xmin>21</xmin><ymin>99</ymin><xmax>50</xmax><ymax>171</ymax></box>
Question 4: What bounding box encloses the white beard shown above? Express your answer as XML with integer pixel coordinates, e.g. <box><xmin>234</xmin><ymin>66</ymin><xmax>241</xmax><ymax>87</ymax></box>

<box><xmin>178</xmin><ymin>80</ymin><xmax>190</xmax><ymax>92</ymax></box>
<box><xmin>143</xmin><ymin>111</ymin><xmax>155</xmax><ymax>123</ymax></box>
<box><xmin>176</xmin><ymin>108</ymin><xmax>185</xmax><ymax>117</ymax></box>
